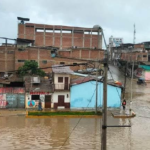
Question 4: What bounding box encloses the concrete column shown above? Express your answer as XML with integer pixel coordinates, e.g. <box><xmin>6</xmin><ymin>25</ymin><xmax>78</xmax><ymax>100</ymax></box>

<box><xmin>71</xmin><ymin>49</ymin><xmax>72</xmax><ymax>57</ymax></box>
<box><xmin>89</xmin><ymin>49</ymin><xmax>91</xmax><ymax>59</ymax></box>
<box><xmin>53</xmin><ymin>26</ymin><xmax>55</xmax><ymax>46</ymax></box>
<box><xmin>72</xmin><ymin>28</ymin><xmax>74</xmax><ymax>47</ymax></box>
<box><xmin>24</xmin><ymin>24</ymin><xmax>26</xmax><ymax>39</ymax></box>
<box><xmin>60</xmin><ymin>26</ymin><xmax>62</xmax><ymax>49</ymax></box>
<box><xmin>80</xmin><ymin>49</ymin><xmax>82</xmax><ymax>58</ymax></box>
<box><xmin>38</xmin><ymin>48</ymin><xmax>40</xmax><ymax>66</ymax></box>
<box><xmin>43</xmin><ymin>25</ymin><xmax>45</xmax><ymax>46</ymax></box>
<box><xmin>90</xmin><ymin>29</ymin><xmax>92</xmax><ymax>48</ymax></box>
<box><xmin>98</xmin><ymin>31</ymin><xmax>101</xmax><ymax>49</ymax></box>
<box><xmin>5</xmin><ymin>46</ymin><xmax>7</xmax><ymax>72</ymax></box>
<box><xmin>34</xmin><ymin>25</ymin><xmax>36</xmax><ymax>42</ymax></box>
<box><xmin>83</xmin><ymin>30</ymin><xmax>85</xmax><ymax>48</ymax></box>
<box><xmin>17</xmin><ymin>22</ymin><xmax>19</xmax><ymax>38</ymax></box>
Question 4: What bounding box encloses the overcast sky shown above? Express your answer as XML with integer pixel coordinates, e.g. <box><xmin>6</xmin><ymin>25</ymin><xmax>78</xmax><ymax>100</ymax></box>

<box><xmin>0</xmin><ymin>0</ymin><xmax>150</xmax><ymax>46</ymax></box>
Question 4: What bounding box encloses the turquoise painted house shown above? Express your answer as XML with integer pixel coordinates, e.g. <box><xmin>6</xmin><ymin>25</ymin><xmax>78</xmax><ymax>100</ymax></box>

<box><xmin>70</xmin><ymin>78</ymin><xmax>122</xmax><ymax>108</ymax></box>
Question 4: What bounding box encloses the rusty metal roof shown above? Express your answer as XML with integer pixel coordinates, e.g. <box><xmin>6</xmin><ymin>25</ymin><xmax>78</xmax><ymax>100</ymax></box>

<box><xmin>52</xmin><ymin>65</ymin><xmax>74</xmax><ymax>74</ymax></box>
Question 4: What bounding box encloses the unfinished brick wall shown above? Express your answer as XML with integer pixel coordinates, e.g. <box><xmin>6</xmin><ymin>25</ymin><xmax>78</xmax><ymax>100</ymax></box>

<box><xmin>134</xmin><ymin>44</ymin><xmax>144</xmax><ymax>49</ymax></box>
<box><xmin>14</xmin><ymin>47</ymin><xmax>90</xmax><ymax>73</ymax></box>
<box><xmin>18</xmin><ymin>23</ymin><xmax>102</xmax><ymax>49</ymax></box>
<box><xmin>121</xmin><ymin>52</ymin><xmax>148</xmax><ymax>62</ymax></box>
<box><xmin>59</xmin><ymin>49</ymin><xmax>104</xmax><ymax>60</ymax></box>
<box><xmin>0</xmin><ymin>45</ymin><xmax>104</xmax><ymax>73</ymax></box>
<box><xmin>0</xmin><ymin>46</ymin><xmax>15</xmax><ymax>72</ymax></box>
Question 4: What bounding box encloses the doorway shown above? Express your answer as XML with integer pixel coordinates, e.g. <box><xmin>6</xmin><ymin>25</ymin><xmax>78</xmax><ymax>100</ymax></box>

<box><xmin>58</xmin><ymin>95</ymin><xmax>64</xmax><ymax>106</ymax></box>
<box><xmin>45</xmin><ymin>95</ymin><xmax>51</xmax><ymax>108</ymax></box>
<box><xmin>64</xmin><ymin>77</ymin><xmax>69</xmax><ymax>90</ymax></box>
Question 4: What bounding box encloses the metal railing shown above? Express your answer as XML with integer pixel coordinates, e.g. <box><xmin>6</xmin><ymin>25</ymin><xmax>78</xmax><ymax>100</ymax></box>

<box><xmin>54</xmin><ymin>84</ymin><xmax>70</xmax><ymax>90</ymax></box>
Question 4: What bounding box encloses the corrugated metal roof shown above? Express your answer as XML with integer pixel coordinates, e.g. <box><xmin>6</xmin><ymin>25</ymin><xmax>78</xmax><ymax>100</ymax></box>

<box><xmin>71</xmin><ymin>77</ymin><xmax>123</xmax><ymax>88</ymax></box>
<box><xmin>71</xmin><ymin>77</ymin><xmax>95</xmax><ymax>85</ymax></box>
<box><xmin>52</xmin><ymin>65</ymin><xmax>74</xmax><ymax>74</ymax></box>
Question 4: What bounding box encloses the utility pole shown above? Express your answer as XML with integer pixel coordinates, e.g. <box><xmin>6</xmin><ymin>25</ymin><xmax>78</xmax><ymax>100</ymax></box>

<box><xmin>130</xmin><ymin>61</ymin><xmax>134</xmax><ymax>112</ymax></box>
<box><xmin>123</xmin><ymin>62</ymin><xmax>127</xmax><ymax>99</ymax></box>
<box><xmin>95</xmin><ymin>65</ymin><xmax>98</xmax><ymax>114</ymax></box>
<box><xmin>101</xmin><ymin>29</ymin><xmax>108</xmax><ymax>150</ymax></box>
<box><xmin>101</xmin><ymin>60</ymin><xmax>108</xmax><ymax>150</ymax></box>
<box><xmin>92</xmin><ymin>25</ymin><xmax>108</xmax><ymax>150</ymax></box>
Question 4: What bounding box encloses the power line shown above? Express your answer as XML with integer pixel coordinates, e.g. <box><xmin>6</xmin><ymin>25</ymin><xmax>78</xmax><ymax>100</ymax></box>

<box><xmin>60</xmin><ymin>88</ymin><xmax>96</xmax><ymax>149</ymax></box>
<box><xmin>7</xmin><ymin>63</ymin><xmax>88</xmax><ymax>73</ymax></box>
<box><xmin>108</xmin><ymin>66</ymin><xmax>122</xmax><ymax>101</ymax></box>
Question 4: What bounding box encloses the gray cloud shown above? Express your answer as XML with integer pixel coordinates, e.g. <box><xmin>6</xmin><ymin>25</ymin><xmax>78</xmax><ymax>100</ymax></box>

<box><xmin>0</xmin><ymin>0</ymin><xmax>150</xmax><ymax>45</ymax></box>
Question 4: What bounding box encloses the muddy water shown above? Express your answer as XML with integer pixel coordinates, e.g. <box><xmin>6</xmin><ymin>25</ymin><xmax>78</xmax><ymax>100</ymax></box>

<box><xmin>0</xmin><ymin>65</ymin><xmax>150</xmax><ymax>150</ymax></box>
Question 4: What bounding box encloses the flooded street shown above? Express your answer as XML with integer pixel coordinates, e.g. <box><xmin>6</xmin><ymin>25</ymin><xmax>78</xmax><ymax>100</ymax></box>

<box><xmin>0</xmin><ymin>65</ymin><xmax>150</xmax><ymax>150</ymax></box>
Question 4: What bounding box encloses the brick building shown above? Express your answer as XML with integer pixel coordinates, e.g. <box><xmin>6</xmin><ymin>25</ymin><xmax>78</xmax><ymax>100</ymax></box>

<box><xmin>18</xmin><ymin>18</ymin><xmax>102</xmax><ymax>49</ymax></box>
<box><xmin>120</xmin><ymin>52</ymin><xmax>148</xmax><ymax>62</ymax></box>
<box><xmin>0</xmin><ymin>17</ymin><xmax>104</xmax><ymax>74</ymax></box>
<box><xmin>0</xmin><ymin>45</ymin><xmax>104</xmax><ymax>73</ymax></box>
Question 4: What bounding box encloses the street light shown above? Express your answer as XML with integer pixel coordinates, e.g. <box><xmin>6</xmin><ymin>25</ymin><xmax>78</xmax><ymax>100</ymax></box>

<box><xmin>93</xmin><ymin>25</ymin><xmax>108</xmax><ymax>150</ymax></box>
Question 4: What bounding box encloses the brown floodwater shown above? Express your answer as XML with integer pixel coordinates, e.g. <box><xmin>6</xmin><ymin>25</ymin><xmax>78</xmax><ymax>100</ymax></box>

<box><xmin>0</xmin><ymin>65</ymin><xmax>150</xmax><ymax>150</ymax></box>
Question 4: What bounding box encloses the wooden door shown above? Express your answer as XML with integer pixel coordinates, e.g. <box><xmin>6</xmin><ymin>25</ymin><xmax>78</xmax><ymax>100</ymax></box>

<box><xmin>45</xmin><ymin>95</ymin><xmax>51</xmax><ymax>108</ymax></box>
<box><xmin>58</xmin><ymin>95</ymin><xmax>64</xmax><ymax>106</ymax></box>
<box><xmin>64</xmin><ymin>77</ymin><xmax>69</xmax><ymax>90</ymax></box>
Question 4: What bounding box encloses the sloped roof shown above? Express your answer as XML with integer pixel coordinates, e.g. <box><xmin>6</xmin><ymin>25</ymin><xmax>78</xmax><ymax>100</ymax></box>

<box><xmin>71</xmin><ymin>77</ymin><xmax>95</xmax><ymax>85</ymax></box>
<box><xmin>71</xmin><ymin>76</ymin><xmax>123</xmax><ymax>88</ymax></box>
<box><xmin>52</xmin><ymin>65</ymin><xmax>74</xmax><ymax>74</ymax></box>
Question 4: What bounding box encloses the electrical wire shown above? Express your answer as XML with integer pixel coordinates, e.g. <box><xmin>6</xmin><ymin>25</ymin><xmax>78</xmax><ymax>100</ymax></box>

<box><xmin>7</xmin><ymin>63</ymin><xmax>88</xmax><ymax>73</ymax></box>
<box><xmin>108</xmin><ymin>66</ymin><xmax>122</xmax><ymax>101</ymax></box>
<box><xmin>60</xmin><ymin>88</ymin><xmax>97</xmax><ymax>149</ymax></box>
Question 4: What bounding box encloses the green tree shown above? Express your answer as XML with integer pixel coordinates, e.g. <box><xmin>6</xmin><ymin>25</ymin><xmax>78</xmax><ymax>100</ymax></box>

<box><xmin>18</xmin><ymin>61</ymin><xmax>46</xmax><ymax>77</ymax></box>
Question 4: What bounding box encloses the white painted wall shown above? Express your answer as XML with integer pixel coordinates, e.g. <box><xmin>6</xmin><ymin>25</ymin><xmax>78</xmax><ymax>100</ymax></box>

<box><xmin>54</xmin><ymin>73</ymin><xmax>70</xmax><ymax>90</ymax></box>
<box><xmin>52</xmin><ymin>91</ymin><xmax>70</xmax><ymax>104</ymax></box>
<box><xmin>25</xmin><ymin>93</ymin><xmax>50</xmax><ymax>109</ymax></box>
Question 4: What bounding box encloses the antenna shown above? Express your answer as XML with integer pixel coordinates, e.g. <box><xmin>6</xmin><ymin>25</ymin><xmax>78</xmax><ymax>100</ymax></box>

<box><xmin>133</xmin><ymin>24</ymin><xmax>136</xmax><ymax>44</ymax></box>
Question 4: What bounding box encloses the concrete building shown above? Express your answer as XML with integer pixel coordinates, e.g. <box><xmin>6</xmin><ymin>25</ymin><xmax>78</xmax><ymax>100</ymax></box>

<box><xmin>52</xmin><ymin>65</ymin><xmax>73</xmax><ymax>109</ymax></box>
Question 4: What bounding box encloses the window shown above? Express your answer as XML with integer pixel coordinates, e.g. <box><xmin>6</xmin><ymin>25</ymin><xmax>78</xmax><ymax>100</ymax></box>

<box><xmin>143</xmin><ymin>55</ymin><xmax>147</xmax><ymax>57</ymax></box>
<box><xmin>18</xmin><ymin>48</ymin><xmax>25</xmax><ymax>51</ymax></box>
<box><xmin>36</xmin><ymin>29</ymin><xmax>44</xmax><ymax>32</ymax></box>
<box><xmin>84</xmin><ymin>31</ymin><xmax>90</xmax><ymax>34</ymax></box>
<box><xmin>42</xmin><ymin>60</ymin><xmax>47</xmax><ymax>64</ymax></box>
<box><xmin>60</xmin><ymin>62</ymin><xmax>65</xmax><ymax>64</ymax></box>
<box><xmin>92</xmin><ymin>32</ymin><xmax>98</xmax><ymax>35</ymax></box>
<box><xmin>18</xmin><ymin>60</ymin><xmax>25</xmax><ymax>62</ymax></box>
<box><xmin>30</xmin><ymin>60</ymin><xmax>36</xmax><ymax>62</ymax></box>
<box><xmin>62</xmin><ymin>30</ymin><xmax>71</xmax><ymax>34</ymax></box>
<box><xmin>46</xmin><ymin>29</ymin><xmax>53</xmax><ymax>33</ymax></box>
<box><xmin>73</xmin><ymin>63</ymin><xmax>77</xmax><ymax>65</ymax></box>
<box><xmin>7</xmin><ymin>51</ymin><xmax>14</xmax><ymax>54</ymax></box>
<box><xmin>55</xmin><ymin>30</ymin><xmax>60</xmax><ymax>33</ymax></box>
<box><xmin>58</xmin><ymin>77</ymin><xmax>63</xmax><ymax>83</ymax></box>
<box><xmin>31</xmin><ymin>95</ymin><xmax>40</xmax><ymax>100</ymax></box>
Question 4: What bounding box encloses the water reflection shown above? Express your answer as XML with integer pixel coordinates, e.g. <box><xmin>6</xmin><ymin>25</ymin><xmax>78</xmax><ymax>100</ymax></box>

<box><xmin>0</xmin><ymin>65</ymin><xmax>150</xmax><ymax>149</ymax></box>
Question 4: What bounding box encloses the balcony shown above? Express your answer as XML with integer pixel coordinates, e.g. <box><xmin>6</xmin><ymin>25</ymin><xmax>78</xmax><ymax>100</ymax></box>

<box><xmin>54</xmin><ymin>84</ymin><xmax>70</xmax><ymax>91</ymax></box>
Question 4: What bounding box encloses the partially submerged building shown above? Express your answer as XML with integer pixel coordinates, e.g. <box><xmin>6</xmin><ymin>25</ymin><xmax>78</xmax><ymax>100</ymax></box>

<box><xmin>0</xmin><ymin>17</ymin><xmax>106</xmax><ymax>109</ymax></box>
<box><xmin>70</xmin><ymin>77</ymin><xmax>122</xmax><ymax>109</ymax></box>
